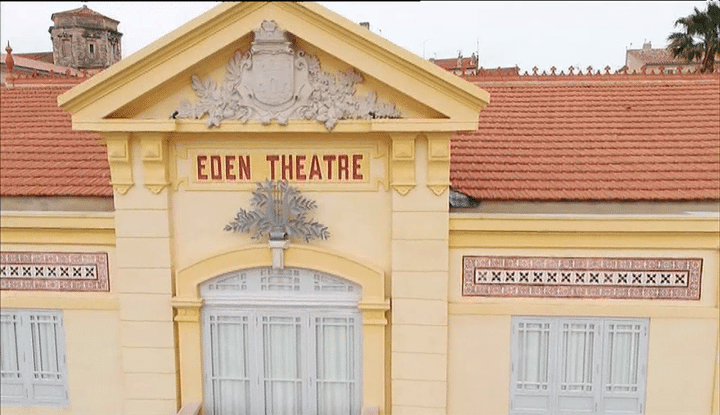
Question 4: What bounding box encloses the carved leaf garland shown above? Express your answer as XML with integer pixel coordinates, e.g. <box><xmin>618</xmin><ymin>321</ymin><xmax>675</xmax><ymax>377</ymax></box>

<box><xmin>224</xmin><ymin>180</ymin><xmax>330</xmax><ymax>243</ymax></box>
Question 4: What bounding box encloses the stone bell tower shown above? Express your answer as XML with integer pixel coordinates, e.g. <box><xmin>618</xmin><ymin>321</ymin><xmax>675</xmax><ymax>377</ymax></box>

<box><xmin>49</xmin><ymin>5</ymin><xmax>122</xmax><ymax>70</ymax></box>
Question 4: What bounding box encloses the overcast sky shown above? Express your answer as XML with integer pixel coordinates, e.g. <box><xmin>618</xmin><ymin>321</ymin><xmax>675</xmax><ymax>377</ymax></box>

<box><xmin>0</xmin><ymin>1</ymin><xmax>710</xmax><ymax>72</ymax></box>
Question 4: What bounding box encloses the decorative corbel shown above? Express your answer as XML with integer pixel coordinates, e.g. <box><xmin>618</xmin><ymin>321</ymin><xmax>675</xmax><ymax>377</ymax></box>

<box><xmin>426</xmin><ymin>132</ymin><xmax>452</xmax><ymax>195</ymax></box>
<box><xmin>140</xmin><ymin>133</ymin><xmax>169</xmax><ymax>194</ymax></box>
<box><xmin>390</xmin><ymin>133</ymin><xmax>417</xmax><ymax>195</ymax></box>
<box><xmin>171</xmin><ymin>297</ymin><xmax>203</xmax><ymax>323</ymax></box>
<box><xmin>103</xmin><ymin>132</ymin><xmax>133</xmax><ymax>195</ymax></box>
<box><xmin>359</xmin><ymin>298</ymin><xmax>391</xmax><ymax>326</ymax></box>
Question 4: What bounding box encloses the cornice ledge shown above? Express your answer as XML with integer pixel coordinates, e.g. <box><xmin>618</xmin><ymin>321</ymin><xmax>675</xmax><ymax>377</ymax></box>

<box><xmin>72</xmin><ymin>118</ymin><xmax>478</xmax><ymax>134</ymax></box>
<box><xmin>72</xmin><ymin>119</ymin><xmax>176</xmax><ymax>132</ymax></box>
<box><xmin>449</xmin><ymin>215</ymin><xmax>720</xmax><ymax>233</ymax></box>
<box><xmin>0</xmin><ymin>212</ymin><xmax>115</xmax><ymax>230</ymax></box>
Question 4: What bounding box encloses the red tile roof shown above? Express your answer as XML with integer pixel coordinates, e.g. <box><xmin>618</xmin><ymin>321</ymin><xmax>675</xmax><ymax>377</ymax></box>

<box><xmin>451</xmin><ymin>71</ymin><xmax>720</xmax><ymax>201</ymax></box>
<box><xmin>2</xmin><ymin>53</ymin><xmax>84</xmax><ymax>77</ymax></box>
<box><xmin>0</xmin><ymin>83</ymin><xmax>112</xmax><ymax>197</ymax></box>
<box><xmin>433</xmin><ymin>56</ymin><xmax>478</xmax><ymax>71</ymax></box>
<box><xmin>52</xmin><ymin>5</ymin><xmax>119</xmax><ymax>25</ymax></box>
<box><xmin>15</xmin><ymin>52</ymin><xmax>55</xmax><ymax>65</ymax></box>
<box><xmin>1</xmin><ymin>69</ymin><xmax>718</xmax><ymax>202</ymax></box>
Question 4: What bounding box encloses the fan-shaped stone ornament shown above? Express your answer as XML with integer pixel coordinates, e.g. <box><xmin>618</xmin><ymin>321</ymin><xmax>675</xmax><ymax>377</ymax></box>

<box><xmin>173</xmin><ymin>20</ymin><xmax>402</xmax><ymax>130</ymax></box>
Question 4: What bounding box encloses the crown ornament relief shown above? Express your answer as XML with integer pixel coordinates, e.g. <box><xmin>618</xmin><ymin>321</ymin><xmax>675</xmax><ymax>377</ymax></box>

<box><xmin>173</xmin><ymin>20</ymin><xmax>402</xmax><ymax>130</ymax></box>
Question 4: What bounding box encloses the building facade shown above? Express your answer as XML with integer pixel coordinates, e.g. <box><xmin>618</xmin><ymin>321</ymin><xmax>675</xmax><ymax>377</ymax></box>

<box><xmin>49</xmin><ymin>5</ymin><xmax>123</xmax><ymax>71</ymax></box>
<box><xmin>1</xmin><ymin>3</ymin><xmax>718</xmax><ymax>415</ymax></box>
<box><xmin>625</xmin><ymin>41</ymin><xmax>720</xmax><ymax>74</ymax></box>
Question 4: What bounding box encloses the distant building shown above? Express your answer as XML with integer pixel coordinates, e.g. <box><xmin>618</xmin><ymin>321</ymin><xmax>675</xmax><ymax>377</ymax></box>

<box><xmin>1</xmin><ymin>5</ymin><xmax>121</xmax><ymax>85</ymax></box>
<box><xmin>50</xmin><ymin>5</ymin><xmax>122</xmax><ymax>70</ymax></box>
<box><xmin>430</xmin><ymin>52</ymin><xmax>519</xmax><ymax>76</ymax></box>
<box><xmin>625</xmin><ymin>41</ymin><xmax>719</xmax><ymax>73</ymax></box>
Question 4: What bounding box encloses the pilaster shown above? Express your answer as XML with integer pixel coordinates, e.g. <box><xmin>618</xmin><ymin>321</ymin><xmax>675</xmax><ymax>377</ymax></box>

<box><xmin>391</xmin><ymin>135</ymin><xmax>450</xmax><ymax>415</ymax></box>
<box><xmin>113</xmin><ymin>134</ymin><xmax>178</xmax><ymax>414</ymax></box>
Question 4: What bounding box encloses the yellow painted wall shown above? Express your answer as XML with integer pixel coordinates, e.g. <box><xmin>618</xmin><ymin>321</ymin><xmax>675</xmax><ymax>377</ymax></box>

<box><xmin>446</xmin><ymin>222</ymin><xmax>720</xmax><ymax>415</ymax></box>
<box><xmin>0</xmin><ymin>241</ymin><xmax>123</xmax><ymax>415</ymax></box>
<box><xmin>168</xmin><ymin>134</ymin><xmax>394</xmax><ymax>275</ymax></box>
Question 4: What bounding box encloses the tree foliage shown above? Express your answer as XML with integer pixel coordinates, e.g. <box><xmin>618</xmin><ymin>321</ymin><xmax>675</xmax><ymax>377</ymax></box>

<box><xmin>667</xmin><ymin>2</ymin><xmax>720</xmax><ymax>73</ymax></box>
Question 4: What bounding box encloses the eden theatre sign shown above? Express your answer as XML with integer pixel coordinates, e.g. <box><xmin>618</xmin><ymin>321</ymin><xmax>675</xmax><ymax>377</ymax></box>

<box><xmin>171</xmin><ymin>144</ymin><xmax>388</xmax><ymax>191</ymax></box>
<box><xmin>194</xmin><ymin>150</ymin><xmax>367</xmax><ymax>183</ymax></box>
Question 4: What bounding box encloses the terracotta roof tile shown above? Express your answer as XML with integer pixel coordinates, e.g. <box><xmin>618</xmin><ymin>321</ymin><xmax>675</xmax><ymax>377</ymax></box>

<box><xmin>0</xmin><ymin>84</ymin><xmax>112</xmax><ymax>197</ymax></box>
<box><xmin>451</xmin><ymin>75</ymin><xmax>720</xmax><ymax>201</ymax></box>
<box><xmin>2</xmin><ymin>71</ymin><xmax>718</xmax><ymax>202</ymax></box>
<box><xmin>433</xmin><ymin>57</ymin><xmax>478</xmax><ymax>71</ymax></box>
<box><xmin>51</xmin><ymin>5</ymin><xmax>119</xmax><ymax>24</ymax></box>
<box><xmin>2</xmin><ymin>53</ymin><xmax>84</xmax><ymax>77</ymax></box>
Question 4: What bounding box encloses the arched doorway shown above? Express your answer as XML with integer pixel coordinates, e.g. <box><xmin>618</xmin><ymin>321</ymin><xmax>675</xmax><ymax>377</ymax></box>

<box><xmin>200</xmin><ymin>266</ymin><xmax>362</xmax><ymax>415</ymax></box>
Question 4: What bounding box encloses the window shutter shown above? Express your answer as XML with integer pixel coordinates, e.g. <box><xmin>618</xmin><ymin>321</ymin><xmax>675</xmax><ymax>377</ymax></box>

<box><xmin>260</xmin><ymin>313</ymin><xmax>304</xmax><ymax>415</ymax></box>
<box><xmin>555</xmin><ymin>320</ymin><xmax>600</xmax><ymax>414</ymax></box>
<box><xmin>600</xmin><ymin>319</ymin><xmax>648</xmax><ymax>414</ymax></box>
<box><xmin>511</xmin><ymin>317</ymin><xmax>648</xmax><ymax>415</ymax></box>
<box><xmin>204</xmin><ymin>312</ymin><xmax>252</xmax><ymax>415</ymax></box>
<box><xmin>510</xmin><ymin>318</ymin><xmax>553</xmax><ymax>414</ymax></box>
<box><xmin>314</xmin><ymin>314</ymin><xmax>361</xmax><ymax>415</ymax></box>
<box><xmin>0</xmin><ymin>312</ymin><xmax>25</xmax><ymax>401</ymax></box>
<box><xmin>26</xmin><ymin>312</ymin><xmax>68</xmax><ymax>403</ymax></box>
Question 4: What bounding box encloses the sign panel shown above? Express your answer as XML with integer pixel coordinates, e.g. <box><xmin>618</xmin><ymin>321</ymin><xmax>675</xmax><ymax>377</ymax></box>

<box><xmin>172</xmin><ymin>142</ymin><xmax>388</xmax><ymax>192</ymax></box>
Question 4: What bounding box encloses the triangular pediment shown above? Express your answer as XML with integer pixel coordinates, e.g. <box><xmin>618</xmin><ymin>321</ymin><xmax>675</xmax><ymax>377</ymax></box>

<box><xmin>59</xmin><ymin>2</ymin><xmax>488</xmax><ymax>132</ymax></box>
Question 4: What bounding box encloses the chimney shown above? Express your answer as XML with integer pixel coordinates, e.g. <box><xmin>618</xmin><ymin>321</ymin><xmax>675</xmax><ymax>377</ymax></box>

<box><xmin>643</xmin><ymin>41</ymin><xmax>652</xmax><ymax>50</ymax></box>
<box><xmin>360</xmin><ymin>22</ymin><xmax>370</xmax><ymax>30</ymax></box>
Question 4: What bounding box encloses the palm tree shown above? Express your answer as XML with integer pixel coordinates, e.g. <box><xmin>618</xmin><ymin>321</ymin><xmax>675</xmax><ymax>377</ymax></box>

<box><xmin>667</xmin><ymin>2</ymin><xmax>720</xmax><ymax>73</ymax></box>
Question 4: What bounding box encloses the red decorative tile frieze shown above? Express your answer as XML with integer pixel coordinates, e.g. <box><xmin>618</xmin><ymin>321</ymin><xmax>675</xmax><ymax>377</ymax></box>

<box><xmin>462</xmin><ymin>256</ymin><xmax>702</xmax><ymax>300</ymax></box>
<box><xmin>0</xmin><ymin>252</ymin><xmax>109</xmax><ymax>292</ymax></box>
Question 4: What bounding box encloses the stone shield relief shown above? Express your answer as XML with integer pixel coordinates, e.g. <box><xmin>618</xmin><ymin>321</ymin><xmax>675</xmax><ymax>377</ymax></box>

<box><xmin>173</xmin><ymin>20</ymin><xmax>402</xmax><ymax>130</ymax></box>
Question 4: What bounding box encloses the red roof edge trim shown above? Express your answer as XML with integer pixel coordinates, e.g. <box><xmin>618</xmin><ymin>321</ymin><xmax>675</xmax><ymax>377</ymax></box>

<box><xmin>462</xmin><ymin>65</ymin><xmax>720</xmax><ymax>82</ymax></box>
<box><xmin>4</xmin><ymin>70</ymin><xmax>95</xmax><ymax>86</ymax></box>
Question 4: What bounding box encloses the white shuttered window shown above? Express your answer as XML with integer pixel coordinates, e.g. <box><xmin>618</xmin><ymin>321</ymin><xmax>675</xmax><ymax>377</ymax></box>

<box><xmin>201</xmin><ymin>267</ymin><xmax>362</xmax><ymax>415</ymax></box>
<box><xmin>510</xmin><ymin>317</ymin><xmax>648</xmax><ymax>415</ymax></box>
<box><xmin>0</xmin><ymin>309</ymin><xmax>68</xmax><ymax>406</ymax></box>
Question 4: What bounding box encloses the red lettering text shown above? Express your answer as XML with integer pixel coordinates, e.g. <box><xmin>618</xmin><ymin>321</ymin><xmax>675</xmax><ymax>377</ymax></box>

<box><xmin>238</xmin><ymin>155</ymin><xmax>251</xmax><ymax>180</ymax></box>
<box><xmin>338</xmin><ymin>155</ymin><xmax>349</xmax><ymax>180</ymax></box>
<box><xmin>352</xmin><ymin>154</ymin><xmax>363</xmax><ymax>180</ymax></box>
<box><xmin>210</xmin><ymin>155</ymin><xmax>222</xmax><ymax>180</ymax></box>
<box><xmin>309</xmin><ymin>155</ymin><xmax>322</xmax><ymax>180</ymax></box>
<box><xmin>266</xmin><ymin>155</ymin><xmax>280</xmax><ymax>180</ymax></box>
<box><xmin>295</xmin><ymin>155</ymin><xmax>306</xmax><ymax>181</ymax></box>
<box><xmin>225</xmin><ymin>155</ymin><xmax>236</xmax><ymax>180</ymax></box>
<box><xmin>323</xmin><ymin>155</ymin><xmax>336</xmax><ymax>180</ymax></box>
<box><xmin>197</xmin><ymin>155</ymin><xmax>208</xmax><ymax>180</ymax></box>
<box><xmin>281</xmin><ymin>155</ymin><xmax>293</xmax><ymax>180</ymax></box>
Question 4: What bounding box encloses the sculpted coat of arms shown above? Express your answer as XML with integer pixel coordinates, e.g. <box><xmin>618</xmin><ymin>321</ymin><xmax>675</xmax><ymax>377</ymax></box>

<box><xmin>173</xmin><ymin>20</ymin><xmax>402</xmax><ymax>130</ymax></box>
